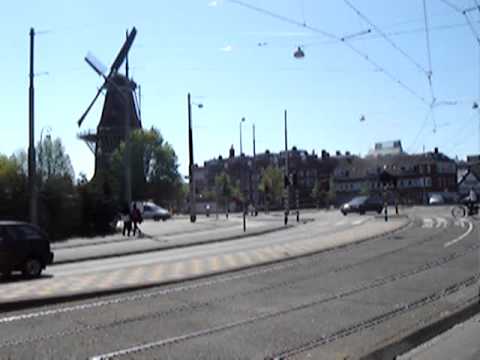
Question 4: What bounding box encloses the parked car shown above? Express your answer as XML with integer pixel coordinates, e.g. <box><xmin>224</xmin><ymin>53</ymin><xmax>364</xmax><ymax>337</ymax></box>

<box><xmin>141</xmin><ymin>202</ymin><xmax>171</xmax><ymax>221</ymax></box>
<box><xmin>0</xmin><ymin>221</ymin><xmax>54</xmax><ymax>278</ymax></box>
<box><xmin>340</xmin><ymin>196</ymin><xmax>384</xmax><ymax>215</ymax></box>
<box><xmin>428</xmin><ymin>194</ymin><xmax>445</xmax><ymax>205</ymax></box>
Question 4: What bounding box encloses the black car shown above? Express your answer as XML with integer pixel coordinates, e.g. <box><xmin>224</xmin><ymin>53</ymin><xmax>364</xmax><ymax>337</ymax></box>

<box><xmin>0</xmin><ymin>221</ymin><xmax>54</xmax><ymax>278</ymax></box>
<box><xmin>340</xmin><ymin>196</ymin><xmax>384</xmax><ymax>215</ymax></box>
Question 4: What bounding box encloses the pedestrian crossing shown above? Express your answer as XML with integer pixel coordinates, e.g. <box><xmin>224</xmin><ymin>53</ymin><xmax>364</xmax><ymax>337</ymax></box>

<box><xmin>333</xmin><ymin>218</ymin><xmax>369</xmax><ymax>227</ymax></box>
<box><xmin>420</xmin><ymin>217</ymin><xmax>468</xmax><ymax>229</ymax></box>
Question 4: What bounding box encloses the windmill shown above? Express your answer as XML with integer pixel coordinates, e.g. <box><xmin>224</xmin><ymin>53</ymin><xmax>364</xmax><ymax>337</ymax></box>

<box><xmin>77</xmin><ymin>27</ymin><xmax>142</xmax><ymax>195</ymax></box>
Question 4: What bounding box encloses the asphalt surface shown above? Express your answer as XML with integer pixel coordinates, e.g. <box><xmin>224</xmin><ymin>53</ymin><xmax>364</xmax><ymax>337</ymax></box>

<box><xmin>0</xmin><ymin>210</ymin><xmax>402</xmax><ymax>306</ymax></box>
<box><xmin>0</xmin><ymin>207</ymin><xmax>478</xmax><ymax>359</ymax></box>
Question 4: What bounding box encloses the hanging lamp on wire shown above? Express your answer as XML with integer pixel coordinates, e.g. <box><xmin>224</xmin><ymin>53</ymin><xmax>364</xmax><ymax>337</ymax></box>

<box><xmin>293</xmin><ymin>46</ymin><xmax>305</xmax><ymax>59</ymax></box>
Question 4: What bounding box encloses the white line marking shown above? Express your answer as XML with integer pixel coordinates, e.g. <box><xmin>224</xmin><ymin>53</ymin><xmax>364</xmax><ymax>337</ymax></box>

<box><xmin>335</xmin><ymin>221</ymin><xmax>346</xmax><ymax>226</ymax></box>
<box><xmin>444</xmin><ymin>221</ymin><xmax>474</xmax><ymax>248</ymax></box>
<box><xmin>435</xmin><ymin>217</ymin><xmax>448</xmax><ymax>229</ymax></box>
<box><xmin>352</xmin><ymin>220</ymin><xmax>364</xmax><ymax>226</ymax></box>
<box><xmin>422</xmin><ymin>218</ymin><xmax>434</xmax><ymax>228</ymax></box>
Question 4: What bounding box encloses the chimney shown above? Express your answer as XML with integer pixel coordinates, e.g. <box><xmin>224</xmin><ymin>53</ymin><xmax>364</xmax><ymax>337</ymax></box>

<box><xmin>229</xmin><ymin>145</ymin><xmax>235</xmax><ymax>158</ymax></box>
<box><xmin>434</xmin><ymin>147</ymin><xmax>438</xmax><ymax>154</ymax></box>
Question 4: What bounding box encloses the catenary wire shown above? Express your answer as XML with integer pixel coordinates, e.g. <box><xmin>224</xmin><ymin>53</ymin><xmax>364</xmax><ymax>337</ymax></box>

<box><xmin>226</xmin><ymin>0</ymin><xmax>429</xmax><ymax>105</ymax></box>
<box><xmin>343</xmin><ymin>0</ymin><xmax>429</xmax><ymax>76</ymax></box>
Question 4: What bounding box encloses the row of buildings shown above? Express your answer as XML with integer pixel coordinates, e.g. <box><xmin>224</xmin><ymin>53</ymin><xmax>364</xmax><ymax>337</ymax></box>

<box><xmin>192</xmin><ymin>140</ymin><xmax>476</xmax><ymax>211</ymax></box>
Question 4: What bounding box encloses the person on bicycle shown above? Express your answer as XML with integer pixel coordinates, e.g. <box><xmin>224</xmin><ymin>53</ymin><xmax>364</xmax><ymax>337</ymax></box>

<box><xmin>467</xmin><ymin>187</ymin><xmax>478</xmax><ymax>215</ymax></box>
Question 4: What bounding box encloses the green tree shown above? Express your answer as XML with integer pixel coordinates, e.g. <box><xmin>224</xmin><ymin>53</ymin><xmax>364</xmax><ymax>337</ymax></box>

<box><xmin>37</xmin><ymin>135</ymin><xmax>75</xmax><ymax>183</ymax></box>
<box><xmin>327</xmin><ymin>177</ymin><xmax>336</xmax><ymax>207</ymax></box>
<box><xmin>311</xmin><ymin>179</ymin><xmax>327</xmax><ymax>209</ymax></box>
<box><xmin>111</xmin><ymin>127</ymin><xmax>184</xmax><ymax>207</ymax></box>
<box><xmin>215</xmin><ymin>172</ymin><xmax>240</xmax><ymax>216</ymax></box>
<box><xmin>0</xmin><ymin>154</ymin><xmax>28</xmax><ymax>220</ymax></box>
<box><xmin>359</xmin><ymin>182</ymin><xmax>370</xmax><ymax>196</ymax></box>
<box><xmin>258</xmin><ymin>166</ymin><xmax>283</xmax><ymax>209</ymax></box>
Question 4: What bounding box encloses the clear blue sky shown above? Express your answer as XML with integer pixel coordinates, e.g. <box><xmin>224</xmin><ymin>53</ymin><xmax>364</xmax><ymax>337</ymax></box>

<box><xmin>2</xmin><ymin>0</ymin><xmax>480</xmax><ymax>179</ymax></box>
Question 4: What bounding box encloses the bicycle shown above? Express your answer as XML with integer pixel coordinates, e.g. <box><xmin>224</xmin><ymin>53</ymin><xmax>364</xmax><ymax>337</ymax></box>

<box><xmin>451</xmin><ymin>203</ymin><xmax>480</xmax><ymax>219</ymax></box>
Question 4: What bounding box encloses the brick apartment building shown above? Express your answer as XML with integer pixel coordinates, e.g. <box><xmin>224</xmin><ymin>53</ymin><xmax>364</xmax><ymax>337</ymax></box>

<box><xmin>193</xmin><ymin>141</ymin><xmax>458</xmax><ymax>209</ymax></box>
<box><xmin>194</xmin><ymin>146</ymin><xmax>337</xmax><ymax>210</ymax></box>
<box><xmin>333</xmin><ymin>145</ymin><xmax>457</xmax><ymax>205</ymax></box>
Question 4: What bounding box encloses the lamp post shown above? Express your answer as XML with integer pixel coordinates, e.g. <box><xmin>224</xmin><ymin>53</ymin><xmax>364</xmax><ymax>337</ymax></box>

<box><xmin>284</xmin><ymin>109</ymin><xmax>289</xmax><ymax>226</ymax></box>
<box><xmin>187</xmin><ymin>93</ymin><xmax>203</xmax><ymax>223</ymax></box>
<box><xmin>28</xmin><ymin>28</ymin><xmax>38</xmax><ymax>225</ymax></box>
<box><xmin>252</xmin><ymin>123</ymin><xmax>257</xmax><ymax>215</ymax></box>
<box><xmin>240</xmin><ymin>117</ymin><xmax>246</xmax><ymax>232</ymax></box>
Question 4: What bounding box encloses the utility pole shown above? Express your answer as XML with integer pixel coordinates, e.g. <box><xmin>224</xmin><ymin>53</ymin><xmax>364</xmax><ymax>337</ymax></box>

<box><xmin>284</xmin><ymin>110</ymin><xmax>289</xmax><ymax>226</ymax></box>
<box><xmin>252</xmin><ymin>123</ymin><xmax>257</xmax><ymax>216</ymax></box>
<box><xmin>28</xmin><ymin>28</ymin><xmax>37</xmax><ymax>225</ymax></box>
<box><xmin>240</xmin><ymin>117</ymin><xmax>246</xmax><ymax>232</ymax></box>
<box><xmin>188</xmin><ymin>93</ymin><xmax>196</xmax><ymax>223</ymax></box>
<box><xmin>124</xmin><ymin>30</ymin><xmax>132</xmax><ymax>207</ymax></box>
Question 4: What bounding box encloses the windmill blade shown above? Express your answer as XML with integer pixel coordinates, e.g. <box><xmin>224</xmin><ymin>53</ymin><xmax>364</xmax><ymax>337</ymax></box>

<box><xmin>77</xmin><ymin>86</ymin><xmax>104</xmax><ymax>127</ymax></box>
<box><xmin>85</xmin><ymin>52</ymin><xmax>108</xmax><ymax>78</ymax></box>
<box><xmin>110</xmin><ymin>27</ymin><xmax>137</xmax><ymax>75</ymax></box>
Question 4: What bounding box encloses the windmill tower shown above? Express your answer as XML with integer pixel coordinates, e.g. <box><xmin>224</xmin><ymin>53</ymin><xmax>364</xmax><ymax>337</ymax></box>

<box><xmin>77</xmin><ymin>27</ymin><xmax>141</xmax><ymax>202</ymax></box>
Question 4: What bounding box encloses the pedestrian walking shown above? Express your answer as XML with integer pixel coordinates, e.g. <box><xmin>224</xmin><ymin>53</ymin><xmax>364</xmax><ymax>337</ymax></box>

<box><xmin>131</xmin><ymin>202</ymin><xmax>143</xmax><ymax>237</ymax></box>
<box><xmin>121</xmin><ymin>203</ymin><xmax>132</xmax><ymax>236</ymax></box>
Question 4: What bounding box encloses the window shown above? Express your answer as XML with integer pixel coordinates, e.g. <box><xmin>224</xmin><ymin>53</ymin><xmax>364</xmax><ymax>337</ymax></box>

<box><xmin>17</xmin><ymin>225</ymin><xmax>43</xmax><ymax>240</ymax></box>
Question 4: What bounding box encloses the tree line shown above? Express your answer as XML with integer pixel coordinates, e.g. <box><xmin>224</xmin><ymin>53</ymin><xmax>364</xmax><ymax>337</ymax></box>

<box><xmin>0</xmin><ymin>127</ymin><xmax>184</xmax><ymax>241</ymax></box>
<box><xmin>203</xmin><ymin>165</ymin><xmax>336</xmax><ymax>213</ymax></box>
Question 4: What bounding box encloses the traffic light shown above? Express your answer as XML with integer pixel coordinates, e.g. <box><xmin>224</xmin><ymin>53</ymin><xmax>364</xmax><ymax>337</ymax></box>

<box><xmin>292</xmin><ymin>173</ymin><xmax>298</xmax><ymax>188</ymax></box>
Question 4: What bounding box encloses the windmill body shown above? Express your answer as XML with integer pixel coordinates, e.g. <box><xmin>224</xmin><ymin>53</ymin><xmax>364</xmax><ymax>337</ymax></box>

<box><xmin>77</xmin><ymin>27</ymin><xmax>141</xmax><ymax>198</ymax></box>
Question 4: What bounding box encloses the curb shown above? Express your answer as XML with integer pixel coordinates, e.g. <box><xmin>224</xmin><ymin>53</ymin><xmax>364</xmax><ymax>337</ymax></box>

<box><xmin>0</xmin><ymin>217</ymin><xmax>411</xmax><ymax>313</ymax></box>
<box><xmin>52</xmin><ymin>224</ymin><xmax>296</xmax><ymax>265</ymax></box>
<box><xmin>361</xmin><ymin>294</ymin><xmax>480</xmax><ymax>360</ymax></box>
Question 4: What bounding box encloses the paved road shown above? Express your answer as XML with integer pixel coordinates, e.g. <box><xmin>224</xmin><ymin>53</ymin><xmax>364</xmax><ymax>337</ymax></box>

<box><xmin>0</xmin><ymin>211</ymin><xmax>404</xmax><ymax>306</ymax></box>
<box><xmin>0</xmin><ymin>207</ymin><xmax>478</xmax><ymax>359</ymax></box>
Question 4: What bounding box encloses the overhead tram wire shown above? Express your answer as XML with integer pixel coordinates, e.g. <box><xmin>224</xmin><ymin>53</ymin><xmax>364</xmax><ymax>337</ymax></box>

<box><xmin>408</xmin><ymin>109</ymin><xmax>432</xmax><ymax>153</ymax></box>
<box><xmin>439</xmin><ymin>0</ymin><xmax>480</xmax><ymax>43</ymax></box>
<box><xmin>225</xmin><ymin>0</ymin><xmax>429</xmax><ymax>106</ymax></box>
<box><xmin>423</xmin><ymin>0</ymin><xmax>435</xmax><ymax>101</ymax></box>
<box><xmin>343</xmin><ymin>0</ymin><xmax>429</xmax><ymax>77</ymax></box>
<box><xmin>438</xmin><ymin>0</ymin><xmax>463</xmax><ymax>13</ymax></box>
<box><xmin>423</xmin><ymin>0</ymin><xmax>438</xmax><ymax>132</ymax></box>
<box><xmin>464</xmin><ymin>12</ymin><xmax>480</xmax><ymax>45</ymax></box>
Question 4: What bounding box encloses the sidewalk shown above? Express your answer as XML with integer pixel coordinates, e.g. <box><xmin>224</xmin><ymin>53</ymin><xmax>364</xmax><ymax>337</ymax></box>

<box><xmin>398</xmin><ymin>312</ymin><xmax>480</xmax><ymax>360</ymax></box>
<box><xmin>52</xmin><ymin>215</ymin><xmax>294</xmax><ymax>264</ymax></box>
<box><xmin>52</xmin><ymin>215</ymin><xmax>244</xmax><ymax>250</ymax></box>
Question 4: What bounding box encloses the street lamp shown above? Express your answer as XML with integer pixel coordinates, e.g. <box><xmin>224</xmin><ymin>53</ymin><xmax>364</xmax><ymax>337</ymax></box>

<box><xmin>240</xmin><ymin>117</ymin><xmax>245</xmax><ymax>155</ymax></box>
<box><xmin>188</xmin><ymin>93</ymin><xmax>203</xmax><ymax>223</ymax></box>
<box><xmin>293</xmin><ymin>46</ymin><xmax>305</xmax><ymax>59</ymax></box>
<box><xmin>240</xmin><ymin>117</ymin><xmax>246</xmax><ymax>231</ymax></box>
<box><xmin>252</xmin><ymin>123</ymin><xmax>257</xmax><ymax>215</ymax></box>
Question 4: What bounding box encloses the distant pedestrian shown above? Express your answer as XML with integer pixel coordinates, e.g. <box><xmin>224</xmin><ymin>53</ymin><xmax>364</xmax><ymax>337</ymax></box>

<box><xmin>467</xmin><ymin>187</ymin><xmax>478</xmax><ymax>216</ymax></box>
<box><xmin>121</xmin><ymin>203</ymin><xmax>132</xmax><ymax>236</ymax></box>
<box><xmin>131</xmin><ymin>203</ymin><xmax>143</xmax><ymax>237</ymax></box>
